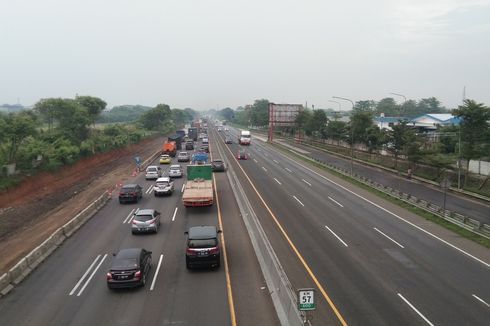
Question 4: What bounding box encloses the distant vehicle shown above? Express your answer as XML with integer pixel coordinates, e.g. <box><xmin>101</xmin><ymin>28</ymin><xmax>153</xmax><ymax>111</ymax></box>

<box><xmin>182</xmin><ymin>155</ymin><xmax>214</xmax><ymax>207</ymax></box>
<box><xmin>159</xmin><ymin>154</ymin><xmax>171</xmax><ymax>164</ymax></box>
<box><xmin>107</xmin><ymin>248</ymin><xmax>152</xmax><ymax>289</ymax></box>
<box><xmin>224</xmin><ymin>136</ymin><xmax>232</xmax><ymax>144</ymax></box>
<box><xmin>153</xmin><ymin>177</ymin><xmax>174</xmax><ymax>196</ymax></box>
<box><xmin>119</xmin><ymin>184</ymin><xmax>143</xmax><ymax>204</ymax></box>
<box><xmin>177</xmin><ymin>151</ymin><xmax>190</xmax><ymax>162</ymax></box>
<box><xmin>202</xmin><ymin>137</ymin><xmax>209</xmax><ymax>145</ymax></box>
<box><xmin>188</xmin><ymin>127</ymin><xmax>198</xmax><ymax>141</ymax></box>
<box><xmin>224</xmin><ymin>127</ymin><xmax>229</xmax><ymax>131</ymax></box>
<box><xmin>239</xmin><ymin>130</ymin><xmax>251</xmax><ymax>145</ymax></box>
<box><xmin>217</xmin><ymin>127</ymin><xmax>222</xmax><ymax>132</ymax></box>
<box><xmin>185</xmin><ymin>141</ymin><xmax>194</xmax><ymax>150</ymax></box>
<box><xmin>185</xmin><ymin>226</ymin><xmax>221</xmax><ymax>269</ymax></box>
<box><xmin>145</xmin><ymin>166</ymin><xmax>162</xmax><ymax>180</ymax></box>
<box><xmin>131</xmin><ymin>209</ymin><xmax>161</xmax><ymax>234</ymax></box>
<box><xmin>211</xmin><ymin>159</ymin><xmax>226</xmax><ymax>172</ymax></box>
<box><xmin>200</xmin><ymin>144</ymin><xmax>209</xmax><ymax>153</ymax></box>
<box><xmin>199</xmin><ymin>133</ymin><xmax>206</xmax><ymax>140</ymax></box>
<box><xmin>162</xmin><ymin>141</ymin><xmax>177</xmax><ymax>157</ymax></box>
<box><xmin>237</xmin><ymin>150</ymin><xmax>248</xmax><ymax>160</ymax></box>
<box><xmin>169</xmin><ymin>164</ymin><xmax>183</xmax><ymax>178</ymax></box>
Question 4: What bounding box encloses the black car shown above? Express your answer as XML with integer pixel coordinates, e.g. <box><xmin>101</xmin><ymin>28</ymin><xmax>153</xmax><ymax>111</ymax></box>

<box><xmin>107</xmin><ymin>248</ymin><xmax>152</xmax><ymax>289</ymax></box>
<box><xmin>200</xmin><ymin>144</ymin><xmax>209</xmax><ymax>153</ymax></box>
<box><xmin>211</xmin><ymin>159</ymin><xmax>226</xmax><ymax>172</ymax></box>
<box><xmin>185</xmin><ymin>226</ymin><xmax>221</xmax><ymax>269</ymax></box>
<box><xmin>119</xmin><ymin>184</ymin><xmax>143</xmax><ymax>204</ymax></box>
<box><xmin>224</xmin><ymin>136</ymin><xmax>232</xmax><ymax>144</ymax></box>
<box><xmin>237</xmin><ymin>150</ymin><xmax>248</xmax><ymax>160</ymax></box>
<box><xmin>185</xmin><ymin>141</ymin><xmax>194</xmax><ymax>150</ymax></box>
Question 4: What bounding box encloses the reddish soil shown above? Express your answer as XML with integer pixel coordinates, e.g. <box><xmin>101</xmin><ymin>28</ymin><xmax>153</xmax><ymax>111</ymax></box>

<box><xmin>0</xmin><ymin>135</ymin><xmax>165</xmax><ymax>274</ymax></box>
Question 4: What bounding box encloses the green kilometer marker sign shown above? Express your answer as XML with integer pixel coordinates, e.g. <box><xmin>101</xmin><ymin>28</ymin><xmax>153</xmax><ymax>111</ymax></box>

<box><xmin>298</xmin><ymin>288</ymin><xmax>316</xmax><ymax>311</ymax></box>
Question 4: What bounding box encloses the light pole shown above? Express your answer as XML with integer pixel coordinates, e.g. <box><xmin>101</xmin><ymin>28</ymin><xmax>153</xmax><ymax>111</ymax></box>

<box><xmin>333</xmin><ymin>96</ymin><xmax>355</xmax><ymax>175</ymax></box>
<box><xmin>389</xmin><ymin>92</ymin><xmax>406</xmax><ymax>116</ymax></box>
<box><xmin>328</xmin><ymin>100</ymin><xmax>341</xmax><ymax>121</ymax></box>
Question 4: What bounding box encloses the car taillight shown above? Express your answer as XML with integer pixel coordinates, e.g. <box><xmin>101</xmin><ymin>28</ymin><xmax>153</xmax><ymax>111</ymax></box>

<box><xmin>209</xmin><ymin>246</ymin><xmax>220</xmax><ymax>254</ymax></box>
<box><xmin>119</xmin><ymin>192</ymin><xmax>124</xmax><ymax>196</ymax></box>
<box><xmin>134</xmin><ymin>270</ymin><xmax>141</xmax><ymax>279</ymax></box>
<box><xmin>149</xmin><ymin>219</ymin><xmax>156</xmax><ymax>225</ymax></box>
<box><xmin>132</xmin><ymin>219</ymin><xmax>137</xmax><ymax>224</ymax></box>
<box><xmin>186</xmin><ymin>248</ymin><xmax>197</xmax><ymax>256</ymax></box>
<box><xmin>106</xmin><ymin>272</ymin><xmax>112</xmax><ymax>280</ymax></box>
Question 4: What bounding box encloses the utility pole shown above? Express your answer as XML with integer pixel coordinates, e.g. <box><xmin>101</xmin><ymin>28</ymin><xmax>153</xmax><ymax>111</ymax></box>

<box><xmin>333</xmin><ymin>96</ymin><xmax>355</xmax><ymax>176</ymax></box>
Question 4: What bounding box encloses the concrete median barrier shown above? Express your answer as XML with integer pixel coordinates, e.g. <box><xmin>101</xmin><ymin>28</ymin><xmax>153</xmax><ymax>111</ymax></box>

<box><xmin>8</xmin><ymin>257</ymin><xmax>32</xmax><ymax>285</ymax></box>
<box><xmin>0</xmin><ymin>273</ymin><xmax>13</xmax><ymax>297</ymax></box>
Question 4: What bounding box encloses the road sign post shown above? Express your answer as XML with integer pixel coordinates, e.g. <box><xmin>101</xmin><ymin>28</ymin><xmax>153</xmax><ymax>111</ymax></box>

<box><xmin>298</xmin><ymin>288</ymin><xmax>315</xmax><ymax>325</ymax></box>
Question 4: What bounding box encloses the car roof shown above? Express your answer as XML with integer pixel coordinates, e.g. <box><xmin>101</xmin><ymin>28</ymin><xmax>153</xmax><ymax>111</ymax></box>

<box><xmin>179</xmin><ymin>151</ymin><xmax>188</xmax><ymax>155</ymax></box>
<box><xmin>115</xmin><ymin>248</ymin><xmax>143</xmax><ymax>260</ymax></box>
<box><xmin>136</xmin><ymin>209</ymin><xmax>155</xmax><ymax>215</ymax></box>
<box><xmin>122</xmin><ymin>183</ymin><xmax>139</xmax><ymax>188</ymax></box>
<box><xmin>188</xmin><ymin>226</ymin><xmax>218</xmax><ymax>239</ymax></box>
<box><xmin>156</xmin><ymin>177</ymin><xmax>170</xmax><ymax>182</ymax></box>
<box><xmin>147</xmin><ymin>165</ymin><xmax>159</xmax><ymax>168</ymax></box>
<box><xmin>161</xmin><ymin>154</ymin><xmax>170</xmax><ymax>157</ymax></box>
<box><xmin>170</xmin><ymin>164</ymin><xmax>181</xmax><ymax>168</ymax></box>
<box><xmin>212</xmin><ymin>159</ymin><xmax>223</xmax><ymax>162</ymax></box>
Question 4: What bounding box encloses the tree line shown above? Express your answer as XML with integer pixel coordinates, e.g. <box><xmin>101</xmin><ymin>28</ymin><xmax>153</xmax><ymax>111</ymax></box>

<box><xmin>0</xmin><ymin>96</ymin><xmax>196</xmax><ymax>187</ymax></box>
<box><xmin>216</xmin><ymin>98</ymin><xmax>489</xmax><ymax>185</ymax></box>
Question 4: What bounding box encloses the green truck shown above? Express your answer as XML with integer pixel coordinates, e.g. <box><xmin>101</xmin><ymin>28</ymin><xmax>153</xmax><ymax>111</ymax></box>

<box><xmin>182</xmin><ymin>158</ymin><xmax>214</xmax><ymax>207</ymax></box>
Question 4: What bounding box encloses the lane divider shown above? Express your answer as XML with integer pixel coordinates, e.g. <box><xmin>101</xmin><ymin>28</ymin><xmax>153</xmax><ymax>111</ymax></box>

<box><xmin>150</xmin><ymin>254</ymin><xmax>164</xmax><ymax>291</ymax></box>
<box><xmin>397</xmin><ymin>293</ymin><xmax>434</xmax><ymax>326</ymax></box>
<box><xmin>77</xmin><ymin>254</ymin><xmax>108</xmax><ymax>297</ymax></box>
<box><xmin>374</xmin><ymin>227</ymin><xmax>405</xmax><ymax>249</ymax></box>
<box><xmin>325</xmin><ymin>225</ymin><xmax>348</xmax><ymax>248</ymax></box>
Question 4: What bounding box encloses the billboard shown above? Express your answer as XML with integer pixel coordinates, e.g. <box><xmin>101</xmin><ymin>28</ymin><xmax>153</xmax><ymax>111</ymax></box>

<box><xmin>268</xmin><ymin>103</ymin><xmax>303</xmax><ymax>141</ymax></box>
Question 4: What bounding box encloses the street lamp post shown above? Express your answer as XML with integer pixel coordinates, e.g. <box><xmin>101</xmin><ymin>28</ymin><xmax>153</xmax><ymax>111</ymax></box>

<box><xmin>328</xmin><ymin>100</ymin><xmax>341</xmax><ymax>121</ymax></box>
<box><xmin>333</xmin><ymin>96</ymin><xmax>355</xmax><ymax>176</ymax></box>
<box><xmin>389</xmin><ymin>92</ymin><xmax>406</xmax><ymax>116</ymax></box>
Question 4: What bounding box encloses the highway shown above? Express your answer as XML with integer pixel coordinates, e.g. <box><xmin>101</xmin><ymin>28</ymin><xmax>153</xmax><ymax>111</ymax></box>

<box><xmin>264</xmin><ymin>133</ymin><xmax>490</xmax><ymax>224</ymax></box>
<box><xmin>214</xmin><ymin>126</ymin><xmax>490</xmax><ymax>325</ymax></box>
<box><xmin>0</xmin><ymin>132</ymin><xmax>279</xmax><ymax>326</ymax></box>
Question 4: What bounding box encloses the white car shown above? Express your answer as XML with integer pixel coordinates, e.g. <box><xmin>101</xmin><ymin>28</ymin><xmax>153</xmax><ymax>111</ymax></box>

<box><xmin>145</xmin><ymin>165</ymin><xmax>162</xmax><ymax>180</ymax></box>
<box><xmin>168</xmin><ymin>164</ymin><xmax>183</xmax><ymax>178</ymax></box>
<box><xmin>153</xmin><ymin>177</ymin><xmax>174</xmax><ymax>196</ymax></box>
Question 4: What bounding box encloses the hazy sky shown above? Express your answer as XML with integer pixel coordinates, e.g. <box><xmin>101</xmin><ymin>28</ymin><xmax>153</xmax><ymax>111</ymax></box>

<box><xmin>1</xmin><ymin>0</ymin><xmax>489</xmax><ymax>110</ymax></box>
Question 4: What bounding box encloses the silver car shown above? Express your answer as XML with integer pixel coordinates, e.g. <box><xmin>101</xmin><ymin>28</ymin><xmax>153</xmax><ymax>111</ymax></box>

<box><xmin>131</xmin><ymin>209</ymin><xmax>161</xmax><ymax>234</ymax></box>
<box><xmin>177</xmin><ymin>151</ymin><xmax>190</xmax><ymax>162</ymax></box>
<box><xmin>169</xmin><ymin>164</ymin><xmax>183</xmax><ymax>178</ymax></box>
<box><xmin>145</xmin><ymin>165</ymin><xmax>162</xmax><ymax>180</ymax></box>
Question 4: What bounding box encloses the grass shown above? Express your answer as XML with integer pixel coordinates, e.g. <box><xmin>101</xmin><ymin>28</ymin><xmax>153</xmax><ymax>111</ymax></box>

<box><xmin>270</xmin><ymin>141</ymin><xmax>490</xmax><ymax>249</ymax></box>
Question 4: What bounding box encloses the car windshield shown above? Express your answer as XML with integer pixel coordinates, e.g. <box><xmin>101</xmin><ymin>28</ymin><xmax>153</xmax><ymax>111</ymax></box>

<box><xmin>188</xmin><ymin>239</ymin><xmax>218</xmax><ymax>248</ymax></box>
<box><xmin>112</xmin><ymin>258</ymin><xmax>138</xmax><ymax>269</ymax></box>
<box><xmin>156</xmin><ymin>182</ymin><xmax>169</xmax><ymax>186</ymax></box>
<box><xmin>171</xmin><ymin>167</ymin><xmax>180</xmax><ymax>171</ymax></box>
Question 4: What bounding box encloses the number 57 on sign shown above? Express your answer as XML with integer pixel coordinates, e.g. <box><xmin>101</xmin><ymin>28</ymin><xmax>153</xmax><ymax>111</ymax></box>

<box><xmin>298</xmin><ymin>288</ymin><xmax>316</xmax><ymax>311</ymax></box>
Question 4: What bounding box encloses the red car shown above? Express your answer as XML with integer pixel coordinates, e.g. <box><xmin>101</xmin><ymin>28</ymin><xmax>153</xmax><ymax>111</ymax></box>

<box><xmin>237</xmin><ymin>150</ymin><xmax>248</xmax><ymax>160</ymax></box>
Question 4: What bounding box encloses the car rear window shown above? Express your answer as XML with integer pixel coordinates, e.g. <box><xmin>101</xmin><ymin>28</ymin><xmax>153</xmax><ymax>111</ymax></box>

<box><xmin>112</xmin><ymin>258</ymin><xmax>138</xmax><ymax>269</ymax></box>
<box><xmin>188</xmin><ymin>239</ymin><xmax>217</xmax><ymax>248</ymax></box>
<box><xmin>121</xmin><ymin>187</ymin><xmax>135</xmax><ymax>193</ymax></box>
<box><xmin>135</xmin><ymin>214</ymin><xmax>153</xmax><ymax>221</ymax></box>
<box><xmin>147</xmin><ymin>167</ymin><xmax>157</xmax><ymax>172</ymax></box>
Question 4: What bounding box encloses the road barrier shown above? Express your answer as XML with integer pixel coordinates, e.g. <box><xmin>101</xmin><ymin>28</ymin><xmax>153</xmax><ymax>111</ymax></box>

<box><xmin>25</xmin><ymin>228</ymin><xmax>66</xmax><ymax>271</ymax></box>
<box><xmin>8</xmin><ymin>257</ymin><xmax>31</xmax><ymax>285</ymax></box>
<box><xmin>0</xmin><ymin>273</ymin><xmax>13</xmax><ymax>298</ymax></box>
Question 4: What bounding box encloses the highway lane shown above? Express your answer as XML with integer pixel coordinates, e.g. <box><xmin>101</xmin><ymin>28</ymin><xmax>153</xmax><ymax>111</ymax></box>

<box><xmin>219</xmin><ymin>127</ymin><xmax>490</xmax><ymax>325</ymax></box>
<box><xmin>269</xmin><ymin>134</ymin><xmax>490</xmax><ymax>224</ymax></box>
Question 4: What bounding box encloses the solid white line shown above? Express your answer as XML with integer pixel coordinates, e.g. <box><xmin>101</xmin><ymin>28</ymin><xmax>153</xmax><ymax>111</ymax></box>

<box><xmin>285</xmin><ymin>167</ymin><xmax>292</xmax><ymax>173</ymax></box>
<box><xmin>253</xmin><ymin>159</ymin><xmax>258</xmax><ymax>163</ymax></box>
<box><xmin>123</xmin><ymin>208</ymin><xmax>136</xmax><ymax>224</ymax></box>
<box><xmin>324</xmin><ymin>225</ymin><xmax>348</xmax><ymax>247</ymax></box>
<box><xmin>302</xmin><ymin>179</ymin><xmax>312</xmax><ymax>186</ymax></box>
<box><xmin>472</xmin><ymin>294</ymin><xmax>490</xmax><ymax>307</ymax></box>
<box><xmin>172</xmin><ymin>207</ymin><xmax>178</xmax><ymax>222</ymax></box>
<box><xmin>150</xmin><ymin>254</ymin><xmax>164</xmax><ymax>291</ymax></box>
<box><xmin>292</xmin><ymin>158</ymin><xmax>490</xmax><ymax>268</ymax></box>
<box><xmin>274</xmin><ymin>178</ymin><xmax>282</xmax><ymax>185</ymax></box>
<box><xmin>262</xmin><ymin>167</ymin><xmax>267</xmax><ymax>172</ymax></box>
<box><xmin>293</xmin><ymin>195</ymin><xmax>305</xmax><ymax>207</ymax></box>
<box><xmin>69</xmin><ymin>255</ymin><xmax>101</xmax><ymax>295</ymax></box>
<box><xmin>77</xmin><ymin>254</ymin><xmax>108</xmax><ymax>296</ymax></box>
<box><xmin>273</xmin><ymin>159</ymin><xmax>279</xmax><ymax>164</ymax></box>
<box><xmin>397</xmin><ymin>293</ymin><xmax>434</xmax><ymax>326</ymax></box>
<box><xmin>181</xmin><ymin>184</ymin><xmax>185</xmax><ymax>193</ymax></box>
<box><xmin>328</xmin><ymin>196</ymin><xmax>344</xmax><ymax>207</ymax></box>
<box><xmin>145</xmin><ymin>185</ymin><xmax>153</xmax><ymax>194</ymax></box>
<box><xmin>374</xmin><ymin>227</ymin><xmax>405</xmax><ymax>248</ymax></box>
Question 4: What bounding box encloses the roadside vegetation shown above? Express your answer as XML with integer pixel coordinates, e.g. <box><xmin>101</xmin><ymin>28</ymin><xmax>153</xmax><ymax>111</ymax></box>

<box><xmin>215</xmin><ymin>98</ymin><xmax>490</xmax><ymax>196</ymax></box>
<box><xmin>0</xmin><ymin>96</ymin><xmax>197</xmax><ymax>191</ymax></box>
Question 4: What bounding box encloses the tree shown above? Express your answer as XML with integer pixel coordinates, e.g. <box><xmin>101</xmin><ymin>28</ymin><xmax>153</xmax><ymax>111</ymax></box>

<box><xmin>417</xmin><ymin>97</ymin><xmax>446</xmax><ymax>114</ymax></box>
<box><xmin>219</xmin><ymin>107</ymin><xmax>235</xmax><ymax>122</ymax></box>
<box><xmin>350</xmin><ymin>110</ymin><xmax>373</xmax><ymax>145</ymax></box>
<box><xmin>0</xmin><ymin>111</ymin><xmax>38</xmax><ymax>164</ymax></box>
<box><xmin>453</xmin><ymin>99</ymin><xmax>490</xmax><ymax>184</ymax></box>
<box><xmin>34</xmin><ymin>98</ymin><xmax>65</xmax><ymax>132</ymax></box>
<box><xmin>354</xmin><ymin>100</ymin><xmax>376</xmax><ymax>113</ymax></box>
<box><xmin>304</xmin><ymin>109</ymin><xmax>328</xmax><ymax>137</ymax></box>
<box><xmin>171</xmin><ymin>109</ymin><xmax>189</xmax><ymax>127</ymax></box>
<box><xmin>365</xmin><ymin>125</ymin><xmax>386</xmax><ymax>153</ymax></box>
<box><xmin>294</xmin><ymin>109</ymin><xmax>312</xmax><ymax>138</ymax></box>
<box><xmin>75</xmin><ymin>96</ymin><xmax>107</xmax><ymax>126</ymax></box>
<box><xmin>250</xmin><ymin>99</ymin><xmax>269</xmax><ymax>127</ymax></box>
<box><xmin>324</xmin><ymin>120</ymin><xmax>347</xmax><ymax>145</ymax></box>
<box><xmin>376</xmin><ymin>98</ymin><xmax>399</xmax><ymax>116</ymax></box>
<box><xmin>139</xmin><ymin>104</ymin><xmax>172</xmax><ymax>131</ymax></box>
<box><xmin>386</xmin><ymin>121</ymin><xmax>412</xmax><ymax>170</ymax></box>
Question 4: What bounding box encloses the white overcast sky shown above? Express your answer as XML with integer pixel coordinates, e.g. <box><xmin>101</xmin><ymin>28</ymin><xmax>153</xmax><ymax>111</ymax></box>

<box><xmin>1</xmin><ymin>0</ymin><xmax>489</xmax><ymax>110</ymax></box>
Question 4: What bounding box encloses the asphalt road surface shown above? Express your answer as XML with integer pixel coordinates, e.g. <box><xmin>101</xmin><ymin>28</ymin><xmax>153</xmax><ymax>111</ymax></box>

<box><xmin>0</xmin><ymin>133</ymin><xmax>279</xmax><ymax>326</ymax></box>
<box><xmin>215</xmin><ymin>126</ymin><xmax>490</xmax><ymax>325</ymax></box>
